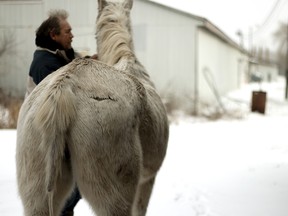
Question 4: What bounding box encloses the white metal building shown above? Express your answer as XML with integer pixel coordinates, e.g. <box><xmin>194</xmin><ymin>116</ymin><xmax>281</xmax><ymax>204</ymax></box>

<box><xmin>0</xmin><ymin>0</ymin><xmax>250</xmax><ymax>113</ymax></box>
<box><xmin>132</xmin><ymin>0</ymin><xmax>249</xmax><ymax>113</ymax></box>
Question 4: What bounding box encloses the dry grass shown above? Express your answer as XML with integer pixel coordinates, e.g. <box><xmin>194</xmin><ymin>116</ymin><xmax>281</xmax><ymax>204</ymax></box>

<box><xmin>0</xmin><ymin>88</ymin><xmax>246</xmax><ymax>129</ymax></box>
<box><xmin>0</xmin><ymin>89</ymin><xmax>23</xmax><ymax>129</ymax></box>
<box><xmin>162</xmin><ymin>92</ymin><xmax>246</xmax><ymax>122</ymax></box>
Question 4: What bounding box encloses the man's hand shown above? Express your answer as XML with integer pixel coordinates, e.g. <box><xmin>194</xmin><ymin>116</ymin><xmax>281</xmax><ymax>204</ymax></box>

<box><xmin>90</xmin><ymin>54</ymin><xmax>98</xmax><ymax>60</ymax></box>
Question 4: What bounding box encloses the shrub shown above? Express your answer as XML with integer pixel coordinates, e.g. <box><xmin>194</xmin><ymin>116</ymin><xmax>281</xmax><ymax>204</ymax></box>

<box><xmin>0</xmin><ymin>89</ymin><xmax>23</xmax><ymax>129</ymax></box>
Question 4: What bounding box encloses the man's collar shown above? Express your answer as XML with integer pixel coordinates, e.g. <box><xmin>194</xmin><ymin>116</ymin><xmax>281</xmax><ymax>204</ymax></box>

<box><xmin>36</xmin><ymin>47</ymin><xmax>71</xmax><ymax>62</ymax></box>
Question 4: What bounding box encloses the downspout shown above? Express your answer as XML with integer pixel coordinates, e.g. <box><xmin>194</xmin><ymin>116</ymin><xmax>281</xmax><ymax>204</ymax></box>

<box><xmin>193</xmin><ymin>26</ymin><xmax>199</xmax><ymax>116</ymax></box>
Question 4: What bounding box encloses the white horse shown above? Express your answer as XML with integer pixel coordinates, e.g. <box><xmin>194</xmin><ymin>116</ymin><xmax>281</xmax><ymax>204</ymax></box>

<box><xmin>16</xmin><ymin>0</ymin><xmax>169</xmax><ymax>215</ymax></box>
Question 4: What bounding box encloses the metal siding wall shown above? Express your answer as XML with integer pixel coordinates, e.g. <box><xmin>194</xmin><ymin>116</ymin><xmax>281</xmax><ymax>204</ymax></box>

<box><xmin>0</xmin><ymin>3</ymin><xmax>44</xmax><ymax>27</ymax></box>
<box><xmin>44</xmin><ymin>0</ymin><xmax>97</xmax><ymax>27</ymax></box>
<box><xmin>132</xmin><ymin>0</ymin><xmax>198</xmax><ymax>96</ymax></box>
<box><xmin>0</xmin><ymin>2</ymin><xmax>43</xmax><ymax>96</ymax></box>
<box><xmin>198</xmin><ymin>28</ymin><xmax>246</xmax><ymax>103</ymax></box>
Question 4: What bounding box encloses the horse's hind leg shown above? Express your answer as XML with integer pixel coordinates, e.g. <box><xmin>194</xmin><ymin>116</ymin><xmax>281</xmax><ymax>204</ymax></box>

<box><xmin>72</xmin><ymin>135</ymin><xmax>142</xmax><ymax>216</ymax></box>
<box><xmin>133</xmin><ymin>176</ymin><xmax>156</xmax><ymax>216</ymax></box>
<box><xmin>76</xmin><ymin>157</ymin><xmax>141</xmax><ymax>216</ymax></box>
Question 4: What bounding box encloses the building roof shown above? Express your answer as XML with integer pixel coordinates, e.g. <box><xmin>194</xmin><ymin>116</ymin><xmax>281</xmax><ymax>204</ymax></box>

<box><xmin>138</xmin><ymin>0</ymin><xmax>246</xmax><ymax>53</ymax></box>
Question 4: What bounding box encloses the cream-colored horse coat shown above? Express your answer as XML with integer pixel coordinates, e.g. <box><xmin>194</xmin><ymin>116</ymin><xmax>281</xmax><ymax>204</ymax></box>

<box><xmin>16</xmin><ymin>0</ymin><xmax>169</xmax><ymax>216</ymax></box>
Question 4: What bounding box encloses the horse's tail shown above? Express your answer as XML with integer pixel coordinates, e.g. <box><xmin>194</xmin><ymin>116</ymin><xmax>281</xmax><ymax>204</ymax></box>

<box><xmin>33</xmin><ymin>81</ymin><xmax>77</xmax><ymax>216</ymax></box>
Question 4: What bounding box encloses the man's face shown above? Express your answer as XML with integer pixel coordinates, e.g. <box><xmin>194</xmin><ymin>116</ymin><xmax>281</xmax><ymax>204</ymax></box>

<box><xmin>52</xmin><ymin>19</ymin><xmax>73</xmax><ymax>50</ymax></box>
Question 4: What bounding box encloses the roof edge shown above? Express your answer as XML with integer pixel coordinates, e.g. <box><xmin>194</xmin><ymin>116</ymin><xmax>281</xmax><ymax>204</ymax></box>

<box><xmin>137</xmin><ymin>0</ymin><xmax>247</xmax><ymax>53</ymax></box>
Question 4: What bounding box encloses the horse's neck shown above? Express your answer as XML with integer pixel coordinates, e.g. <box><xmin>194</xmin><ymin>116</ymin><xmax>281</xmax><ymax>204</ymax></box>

<box><xmin>97</xmin><ymin>24</ymin><xmax>135</xmax><ymax>66</ymax></box>
<box><xmin>97</xmin><ymin>28</ymin><xmax>149</xmax><ymax>80</ymax></box>
<box><xmin>96</xmin><ymin>9</ymin><xmax>151</xmax><ymax>84</ymax></box>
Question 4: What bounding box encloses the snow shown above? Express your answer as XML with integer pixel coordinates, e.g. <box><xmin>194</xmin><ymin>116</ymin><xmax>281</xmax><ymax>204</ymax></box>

<box><xmin>1</xmin><ymin>77</ymin><xmax>288</xmax><ymax>216</ymax></box>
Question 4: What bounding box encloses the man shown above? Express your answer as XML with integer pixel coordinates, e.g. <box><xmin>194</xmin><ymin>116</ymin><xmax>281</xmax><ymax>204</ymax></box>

<box><xmin>26</xmin><ymin>9</ymin><xmax>81</xmax><ymax>216</ymax></box>
<box><xmin>26</xmin><ymin>9</ymin><xmax>76</xmax><ymax>96</ymax></box>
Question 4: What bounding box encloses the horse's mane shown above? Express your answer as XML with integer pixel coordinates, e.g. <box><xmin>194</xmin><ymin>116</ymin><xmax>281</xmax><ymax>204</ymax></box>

<box><xmin>96</xmin><ymin>1</ymin><xmax>153</xmax><ymax>83</ymax></box>
<box><xmin>96</xmin><ymin>3</ymin><xmax>135</xmax><ymax>66</ymax></box>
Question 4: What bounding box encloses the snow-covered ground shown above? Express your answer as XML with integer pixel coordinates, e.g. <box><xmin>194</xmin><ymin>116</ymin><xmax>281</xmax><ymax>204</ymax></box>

<box><xmin>1</xmin><ymin>77</ymin><xmax>288</xmax><ymax>216</ymax></box>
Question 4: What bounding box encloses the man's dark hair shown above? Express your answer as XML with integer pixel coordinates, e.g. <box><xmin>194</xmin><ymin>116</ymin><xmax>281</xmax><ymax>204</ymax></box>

<box><xmin>36</xmin><ymin>10</ymin><xmax>69</xmax><ymax>37</ymax></box>
<box><xmin>35</xmin><ymin>10</ymin><xmax>69</xmax><ymax>50</ymax></box>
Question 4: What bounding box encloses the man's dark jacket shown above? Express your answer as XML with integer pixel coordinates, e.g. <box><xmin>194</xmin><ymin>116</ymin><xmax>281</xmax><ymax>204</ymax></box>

<box><xmin>28</xmin><ymin>34</ymin><xmax>75</xmax><ymax>85</ymax></box>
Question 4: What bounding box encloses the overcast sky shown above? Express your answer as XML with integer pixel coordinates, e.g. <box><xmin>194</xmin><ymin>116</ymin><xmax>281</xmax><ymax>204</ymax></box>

<box><xmin>150</xmin><ymin>0</ymin><xmax>286</xmax><ymax>50</ymax></box>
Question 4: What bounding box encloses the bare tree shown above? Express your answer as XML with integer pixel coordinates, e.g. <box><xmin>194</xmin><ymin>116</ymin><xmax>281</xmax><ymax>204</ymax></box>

<box><xmin>273</xmin><ymin>21</ymin><xmax>288</xmax><ymax>98</ymax></box>
<box><xmin>273</xmin><ymin>22</ymin><xmax>288</xmax><ymax>74</ymax></box>
<box><xmin>274</xmin><ymin>22</ymin><xmax>287</xmax><ymax>50</ymax></box>
<box><xmin>0</xmin><ymin>30</ymin><xmax>16</xmax><ymax>58</ymax></box>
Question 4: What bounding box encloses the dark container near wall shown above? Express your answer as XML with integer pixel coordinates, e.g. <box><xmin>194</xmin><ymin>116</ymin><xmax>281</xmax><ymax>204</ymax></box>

<box><xmin>251</xmin><ymin>91</ymin><xmax>267</xmax><ymax>114</ymax></box>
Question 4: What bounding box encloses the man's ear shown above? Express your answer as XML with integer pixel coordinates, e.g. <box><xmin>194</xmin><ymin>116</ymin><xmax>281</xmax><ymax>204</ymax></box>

<box><xmin>49</xmin><ymin>29</ymin><xmax>57</xmax><ymax>41</ymax></box>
